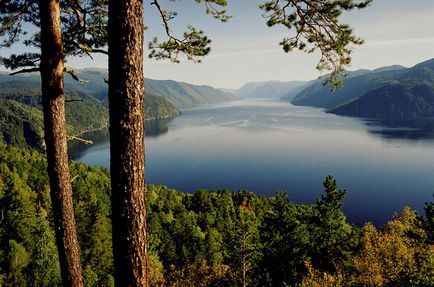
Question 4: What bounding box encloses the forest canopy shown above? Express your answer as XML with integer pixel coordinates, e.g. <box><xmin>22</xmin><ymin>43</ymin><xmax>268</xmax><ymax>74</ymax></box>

<box><xmin>0</xmin><ymin>145</ymin><xmax>432</xmax><ymax>287</ymax></box>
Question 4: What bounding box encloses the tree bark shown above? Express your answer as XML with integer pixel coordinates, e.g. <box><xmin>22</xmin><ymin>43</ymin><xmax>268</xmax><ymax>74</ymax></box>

<box><xmin>39</xmin><ymin>0</ymin><xmax>83</xmax><ymax>286</ymax></box>
<box><xmin>108</xmin><ymin>0</ymin><xmax>147</xmax><ymax>286</ymax></box>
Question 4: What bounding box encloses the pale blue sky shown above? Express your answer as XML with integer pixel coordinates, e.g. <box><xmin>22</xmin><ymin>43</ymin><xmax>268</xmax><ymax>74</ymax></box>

<box><xmin>2</xmin><ymin>0</ymin><xmax>434</xmax><ymax>89</ymax></box>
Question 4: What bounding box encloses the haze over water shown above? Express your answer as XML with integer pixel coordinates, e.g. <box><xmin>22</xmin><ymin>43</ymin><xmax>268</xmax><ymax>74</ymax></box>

<box><xmin>71</xmin><ymin>99</ymin><xmax>434</xmax><ymax>226</ymax></box>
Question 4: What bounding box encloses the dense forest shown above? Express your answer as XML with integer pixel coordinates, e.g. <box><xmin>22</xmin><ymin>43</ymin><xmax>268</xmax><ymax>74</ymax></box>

<box><xmin>0</xmin><ymin>144</ymin><xmax>432</xmax><ymax>287</ymax></box>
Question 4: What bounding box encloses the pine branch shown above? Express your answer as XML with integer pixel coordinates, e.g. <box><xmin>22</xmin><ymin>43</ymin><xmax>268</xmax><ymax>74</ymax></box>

<box><xmin>65</xmin><ymin>98</ymin><xmax>83</xmax><ymax>103</ymax></box>
<box><xmin>9</xmin><ymin>67</ymin><xmax>40</xmax><ymax>75</ymax></box>
<box><xmin>68</xmin><ymin>136</ymin><xmax>93</xmax><ymax>145</ymax></box>
<box><xmin>64</xmin><ymin>67</ymin><xmax>89</xmax><ymax>83</ymax></box>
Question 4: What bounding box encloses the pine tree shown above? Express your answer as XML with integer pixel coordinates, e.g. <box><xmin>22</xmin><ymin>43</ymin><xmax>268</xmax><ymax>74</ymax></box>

<box><xmin>0</xmin><ymin>1</ymin><xmax>108</xmax><ymax>286</ymax></box>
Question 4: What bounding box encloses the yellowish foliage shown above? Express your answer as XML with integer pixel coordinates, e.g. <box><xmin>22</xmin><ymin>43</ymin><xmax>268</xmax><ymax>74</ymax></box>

<box><xmin>351</xmin><ymin>207</ymin><xmax>434</xmax><ymax>286</ymax></box>
<box><xmin>301</xmin><ymin>261</ymin><xmax>346</xmax><ymax>287</ymax></box>
<box><xmin>148</xmin><ymin>253</ymin><xmax>165</xmax><ymax>287</ymax></box>
<box><xmin>165</xmin><ymin>260</ymin><xmax>230</xmax><ymax>287</ymax></box>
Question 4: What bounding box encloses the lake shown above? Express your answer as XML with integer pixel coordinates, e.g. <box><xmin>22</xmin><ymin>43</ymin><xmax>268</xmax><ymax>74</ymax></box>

<box><xmin>70</xmin><ymin>99</ymin><xmax>434</xmax><ymax>226</ymax></box>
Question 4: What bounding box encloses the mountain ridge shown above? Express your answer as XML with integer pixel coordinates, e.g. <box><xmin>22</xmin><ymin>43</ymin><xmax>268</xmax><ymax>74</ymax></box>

<box><xmin>1</xmin><ymin>70</ymin><xmax>245</xmax><ymax>149</ymax></box>
<box><xmin>235</xmin><ymin>80</ymin><xmax>306</xmax><ymax>100</ymax></box>
<box><xmin>290</xmin><ymin>59</ymin><xmax>434</xmax><ymax>119</ymax></box>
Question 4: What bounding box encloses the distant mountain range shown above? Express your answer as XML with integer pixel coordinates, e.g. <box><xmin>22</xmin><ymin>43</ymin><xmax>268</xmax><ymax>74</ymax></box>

<box><xmin>0</xmin><ymin>69</ymin><xmax>236</xmax><ymax>149</ymax></box>
<box><xmin>330</xmin><ymin>79</ymin><xmax>434</xmax><ymax>118</ymax></box>
<box><xmin>235</xmin><ymin>81</ymin><xmax>306</xmax><ymax>100</ymax></box>
<box><xmin>232</xmin><ymin>59</ymin><xmax>434</xmax><ymax>120</ymax></box>
<box><xmin>4</xmin><ymin>57</ymin><xmax>434</xmax><ymax>150</ymax></box>
<box><xmin>290</xmin><ymin>58</ymin><xmax>434</xmax><ymax>119</ymax></box>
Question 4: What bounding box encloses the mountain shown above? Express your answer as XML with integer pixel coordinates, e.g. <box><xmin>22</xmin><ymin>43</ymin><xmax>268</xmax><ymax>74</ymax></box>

<box><xmin>291</xmin><ymin>64</ymin><xmax>408</xmax><ymax>109</ymax></box>
<box><xmin>218</xmin><ymin>87</ymin><xmax>236</xmax><ymax>94</ymax></box>
<box><xmin>290</xmin><ymin>59</ymin><xmax>434</xmax><ymax>119</ymax></box>
<box><xmin>1</xmin><ymin>69</ymin><xmax>238</xmax><ymax>109</ymax></box>
<box><xmin>144</xmin><ymin>78</ymin><xmax>237</xmax><ymax>108</ymax></box>
<box><xmin>0</xmin><ymin>68</ymin><xmax>236</xmax><ymax>150</ymax></box>
<box><xmin>68</xmin><ymin>69</ymin><xmax>237</xmax><ymax>108</ymax></box>
<box><xmin>0</xmin><ymin>99</ymin><xmax>44</xmax><ymax>149</ymax></box>
<box><xmin>330</xmin><ymin>79</ymin><xmax>434</xmax><ymax>118</ymax></box>
<box><xmin>144</xmin><ymin>92</ymin><xmax>181</xmax><ymax>120</ymax></box>
<box><xmin>235</xmin><ymin>81</ymin><xmax>306</xmax><ymax>99</ymax></box>
<box><xmin>0</xmin><ymin>76</ymin><xmax>180</xmax><ymax>150</ymax></box>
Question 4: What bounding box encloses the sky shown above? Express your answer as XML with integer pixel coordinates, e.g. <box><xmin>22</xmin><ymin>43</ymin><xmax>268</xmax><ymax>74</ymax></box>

<box><xmin>2</xmin><ymin>0</ymin><xmax>434</xmax><ymax>89</ymax></box>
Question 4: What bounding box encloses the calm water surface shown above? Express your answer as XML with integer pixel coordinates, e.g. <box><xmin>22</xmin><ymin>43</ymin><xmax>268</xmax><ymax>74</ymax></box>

<box><xmin>70</xmin><ymin>99</ymin><xmax>434</xmax><ymax>226</ymax></box>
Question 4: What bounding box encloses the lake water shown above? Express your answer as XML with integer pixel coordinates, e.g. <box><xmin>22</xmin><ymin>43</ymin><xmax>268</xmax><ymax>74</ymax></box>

<box><xmin>70</xmin><ymin>99</ymin><xmax>434</xmax><ymax>226</ymax></box>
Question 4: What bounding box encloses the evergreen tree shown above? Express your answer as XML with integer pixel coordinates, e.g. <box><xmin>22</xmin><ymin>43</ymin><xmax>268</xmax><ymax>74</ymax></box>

<box><xmin>424</xmin><ymin>195</ymin><xmax>434</xmax><ymax>242</ymax></box>
<box><xmin>0</xmin><ymin>1</ymin><xmax>108</xmax><ymax>286</ymax></box>
<box><xmin>311</xmin><ymin>175</ymin><xmax>355</xmax><ymax>272</ymax></box>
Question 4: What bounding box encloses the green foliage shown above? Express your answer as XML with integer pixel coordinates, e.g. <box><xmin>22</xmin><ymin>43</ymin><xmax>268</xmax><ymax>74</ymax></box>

<box><xmin>0</xmin><ymin>75</ymin><xmax>186</xmax><ymax>150</ymax></box>
<box><xmin>7</xmin><ymin>240</ymin><xmax>30</xmax><ymax>287</ymax></box>
<box><xmin>145</xmin><ymin>92</ymin><xmax>181</xmax><ymax>120</ymax></box>
<box><xmin>0</xmin><ymin>145</ymin><xmax>432</xmax><ymax>286</ymax></box>
<box><xmin>0</xmin><ymin>99</ymin><xmax>44</xmax><ymax>150</ymax></box>
<box><xmin>0</xmin><ymin>0</ymin><xmax>108</xmax><ymax>72</ymax></box>
<box><xmin>423</xmin><ymin>195</ymin><xmax>434</xmax><ymax>243</ymax></box>
<box><xmin>351</xmin><ymin>208</ymin><xmax>434</xmax><ymax>286</ymax></box>
<box><xmin>148</xmin><ymin>0</ymin><xmax>229</xmax><ymax>63</ymax></box>
<box><xmin>260</xmin><ymin>0</ymin><xmax>372</xmax><ymax>88</ymax></box>
<box><xmin>149</xmin><ymin>26</ymin><xmax>212</xmax><ymax>63</ymax></box>
<box><xmin>312</xmin><ymin>176</ymin><xmax>357</xmax><ymax>272</ymax></box>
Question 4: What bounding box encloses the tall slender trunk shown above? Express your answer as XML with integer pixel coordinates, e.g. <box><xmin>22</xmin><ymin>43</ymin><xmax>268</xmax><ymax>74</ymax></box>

<box><xmin>39</xmin><ymin>0</ymin><xmax>83</xmax><ymax>286</ymax></box>
<box><xmin>108</xmin><ymin>0</ymin><xmax>147</xmax><ymax>286</ymax></box>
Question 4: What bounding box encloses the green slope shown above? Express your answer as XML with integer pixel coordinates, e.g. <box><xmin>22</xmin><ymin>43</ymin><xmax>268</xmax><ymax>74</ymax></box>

<box><xmin>291</xmin><ymin>65</ymin><xmax>407</xmax><ymax>109</ymax></box>
<box><xmin>145</xmin><ymin>92</ymin><xmax>181</xmax><ymax>120</ymax></box>
<box><xmin>330</xmin><ymin>80</ymin><xmax>434</xmax><ymax>118</ymax></box>
<box><xmin>1</xmin><ymin>69</ymin><xmax>237</xmax><ymax>109</ymax></box>
<box><xmin>0</xmin><ymin>100</ymin><xmax>44</xmax><ymax>149</ymax></box>
<box><xmin>291</xmin><ymin>58</ymin><xmax>434</xmax><ymax>119</ymax></box>
<box><xmin>144</xmin><ymin>78</ymin><xmax>237</xmax><ymax>108</ymax></box>
<box><xmin>0</xmin><ymin>79</ymin><xmax>180</xmax><ymax>150</ymax></box>
<box><xmin>67</xmin><ymin>69</ymin><xmax>237</xmax><ymax>109</ymax></box>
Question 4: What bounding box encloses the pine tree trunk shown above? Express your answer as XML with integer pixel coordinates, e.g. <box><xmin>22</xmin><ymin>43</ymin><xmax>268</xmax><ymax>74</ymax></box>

<box><xmin>39</xmin><ymin>0</ymin><xmax>83</xmax><ymax>286</ymax></box>
<box><xmin>108</xmin><ymin>0</ymin><xmax>148</xmax><ymax>286</ymax></box>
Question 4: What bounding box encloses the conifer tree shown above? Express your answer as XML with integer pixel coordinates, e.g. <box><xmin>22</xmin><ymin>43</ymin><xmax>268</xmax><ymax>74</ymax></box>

<box><xmin>0</xmin><ymin>1</ymin><xmax>108</xmax><ymax>286</ymax></box>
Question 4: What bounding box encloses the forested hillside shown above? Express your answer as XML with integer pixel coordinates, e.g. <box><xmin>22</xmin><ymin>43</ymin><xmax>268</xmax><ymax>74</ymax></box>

<box><xmin>0</xmin><ymin>145</ymin><xmax>432</xmax><ymax>287</ymax></box>
<box><xmin>144</xmin><ymin>78</ymin><xmax>237</xmax><ymax>109</ymax></box>
<box><xmin>291</xmin><ymin>65</ymin><xmax>407</xmax><ymax>109</ymax></box>
<box><xmin>291</xmin><ymin>59</ymin><xmax>434</xmax><ymax>119</ymax></box>
<box><xmin>0</xmin><ymin>70</ymin><xmax>236</xmax><ymax>109</ymax></box>
<box><xmin>330</xmin><ymin>80</ymin><xmax>434</xmax><ymax>118</ymax></box>
<box><xmin>0</xmin><ymin>77</ymin><xmax>181</xmax><ymax>150</ymax></box>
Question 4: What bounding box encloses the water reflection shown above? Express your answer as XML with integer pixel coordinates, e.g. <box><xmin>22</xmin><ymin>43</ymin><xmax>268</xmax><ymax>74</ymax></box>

<box><xmin>146</xmin><ymin>118</ymin><xmax>174</xmax><ymax>137</ymax></box>
<box><xmin>70</xmin><ymin>100</ymin><xmax>434</xmax><ymax>226</ymax></box>
<box><xmin>365</xmin><ymin>118</ymin><xmax>434</xmax><ymax>141</ymax></box>
<box><xmin>68</xmin><ymin>128</ymin><xmax>110</xmax><ymax>160</ymax></box>
<box><xmin>68</xmin><ymin>117</ymin><xmax>175</xmax><ymax>159</ymax></box>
